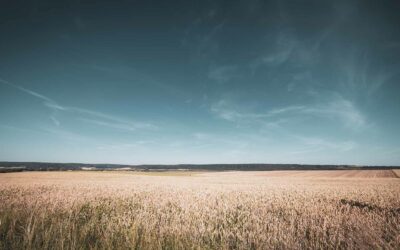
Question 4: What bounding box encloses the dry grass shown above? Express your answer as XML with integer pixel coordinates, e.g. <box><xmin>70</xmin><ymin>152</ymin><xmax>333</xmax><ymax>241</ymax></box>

<box><xmin>126</xmin><ymin>170</ymin><xmax>204</xmax><ymax>176</ymax></box>
<box><xmin>392</xmin><ymin>169</ymin><xmax>400</xmax><ymax>178</ymax></box>
<box><xmin>252</xmin><ymin>169</ymin><xmax>397</xmax><ymax>178</ymax></box>
<box><xmin>0</xmin><ymin>171</ymin><xmax>399</xmax><ymax>249</ymax></box>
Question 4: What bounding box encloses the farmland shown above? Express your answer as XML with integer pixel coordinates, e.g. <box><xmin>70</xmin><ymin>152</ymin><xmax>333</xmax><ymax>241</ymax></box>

<box><xmin>0</xmin><ymin>170</ymin><xmax>399</xmax><ymax>249</ymax></box>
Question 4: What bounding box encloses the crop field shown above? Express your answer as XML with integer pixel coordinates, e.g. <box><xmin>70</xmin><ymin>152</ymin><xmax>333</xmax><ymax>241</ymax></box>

<box><xmin>0</xmin><ymin>171</ymin><xmax>399</xmax><ymax>249</ymax></box>
<box><xmin>252</xmin><ymin>169</ymin><xmax>398</xmax><ymax>178</ymax></box>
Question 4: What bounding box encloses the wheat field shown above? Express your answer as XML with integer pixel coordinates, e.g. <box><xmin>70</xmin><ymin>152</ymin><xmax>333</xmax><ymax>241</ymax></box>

<box><xmin>0</xmin><ymin>170</ymin><xmax>399</xmax><ymax>249</ymax></box>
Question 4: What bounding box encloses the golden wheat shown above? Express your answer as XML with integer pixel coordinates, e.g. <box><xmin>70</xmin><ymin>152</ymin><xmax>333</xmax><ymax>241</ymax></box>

<box><xmin>0</xmin><ymin>171</ymin><xmax>399</xmax><ymax>249</ymax></box>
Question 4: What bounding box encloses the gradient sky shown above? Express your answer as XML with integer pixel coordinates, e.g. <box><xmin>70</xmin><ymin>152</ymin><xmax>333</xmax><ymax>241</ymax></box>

<box><xmin>1</xmin><ymin>0</ymin><xmax>400</xmax><ymax>165</ymax></box>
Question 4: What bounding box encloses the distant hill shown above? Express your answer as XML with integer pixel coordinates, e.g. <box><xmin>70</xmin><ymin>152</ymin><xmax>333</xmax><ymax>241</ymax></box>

<box><xmin>0</xmin><ymin>161</ymin><xmax>399</xmax><ymax>173</ymax></box>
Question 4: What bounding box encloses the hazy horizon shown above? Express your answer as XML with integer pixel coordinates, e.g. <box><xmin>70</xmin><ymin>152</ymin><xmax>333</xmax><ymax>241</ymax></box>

<box><xmin>1</xmin><ymin>0</ymin><xmax>400</xmax><ymax>165</ymax></box>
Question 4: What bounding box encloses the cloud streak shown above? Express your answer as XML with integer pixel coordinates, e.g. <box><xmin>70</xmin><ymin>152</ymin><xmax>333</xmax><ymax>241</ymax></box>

<box><xmin>0</xmin><ymin>78</ymin><xmax>157</xmax><ymax>132</ymax></box>
<box><xmin>211</xmin><ymin>95</ymin><xmax>367</xmax><ymax>130</ymax></box>
<box><xmin>294</xmin><ymin>135</ymin><xmax>357</xmax><ymax>152</ymax></box>
<box><xmin>0</xmin><ymin>78</ymin><xmax>59</xmax><ymax>107</ymax></box>
<box><xmin>208</xmin><ymin>65</ymin><xmax>238</xmax><ymax>84</ymax></box>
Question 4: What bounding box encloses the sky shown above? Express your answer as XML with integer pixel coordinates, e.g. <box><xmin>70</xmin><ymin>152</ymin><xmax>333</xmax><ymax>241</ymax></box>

<box><xmin>0</xmin><ymin>0</ymin><xmax>400</xmax><ymax>165</ymax></box>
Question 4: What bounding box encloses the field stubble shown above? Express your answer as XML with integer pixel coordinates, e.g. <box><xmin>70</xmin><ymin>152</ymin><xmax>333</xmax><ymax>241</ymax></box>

<box><xmin>0</xmin><ymin>170</ymin><xmax>399</xmax><ymax>249</ymax></box>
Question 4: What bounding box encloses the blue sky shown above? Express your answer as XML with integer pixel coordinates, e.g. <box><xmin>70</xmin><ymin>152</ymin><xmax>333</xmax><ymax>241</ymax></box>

<box><xmin>1</xmin><ymin>0</ymin><xmax>400</xmax><ymax>165</ymax></box>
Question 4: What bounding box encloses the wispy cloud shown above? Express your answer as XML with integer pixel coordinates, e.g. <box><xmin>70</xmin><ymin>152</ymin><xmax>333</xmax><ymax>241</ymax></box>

<box><xmin>1</xmin><ymin>78</ymin><xmax>59</xmax><ymax>108</ymax></box>
<box><xmin>211</xmin><ymin>95</ymin><xmax>367</xmax><ymax>130</ymax></box>
<box><xmin>305</xmin><ymin>97</ymin><xmax>366</xmax><ymax>129</ymax></box>
<box><xmin>208</xmin><ymin>65</ymin><xmax>238</xmax><ymax>84</ymax></box>
<box><xmin>79</xmin><ymin>117</ymin><xmax>156</xmax><ymax>132</ymax></box>
<box><xmin>41</xmin><ymin>127</ymin><xmax>92</xmax><ymax>142</ymax></box>
<box><xmin>74</xmin><ymin>63</ymin><xmax>190</xmax><ymax>98</ymax></box>
<box><xmin>50</xmin><ymin>116</ymin><xmax>61</xmax><ymax>126</ymax></box>
<box><xmin>192</xmin><ymin>132</ymin><xmax>250</xmax><ymax>147</ymax></box>
<box><xmin>294</xmin><ymin>135</ymin><xmax>357</xmax><ymax>152</ymax></box>
<box><xmin>0</xmin><ymin>78</ymin><xmax>157</xmax><ymax>132</ymax></box>
<box><xmin>260</xmin><ymin>33</ymin><xmax>296</xmax><ymax>66</ymax></box>
<box><xmin>96</xmin><ymin>140</ymin><xmax>155</xmax><ymax>150</ymax></box>
<box><xmin>0</xmin><ymin>124</ymin><xmax>41</xmax><ymax>134</ymax></box>
<box><xmin>211</xmin><ymin>99</ymin><xmax>303</xmax><ymax>122</ymax></box>
<box><xmin>250</xmin><ymin>30</ymin><xmax>320</xmax><ymax>75</ymax></box>
<box><xmin>80</xmin><ymin>118</ymin><xmax>138</xmax><ymax>132</ymax></box>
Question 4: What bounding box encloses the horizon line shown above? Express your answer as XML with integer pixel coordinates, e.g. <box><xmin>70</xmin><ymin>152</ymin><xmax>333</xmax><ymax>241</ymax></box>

<box><xmin>1</xmin><ymin>161</ymin><xmax>399</xmax><ymax>168</ymax></box>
